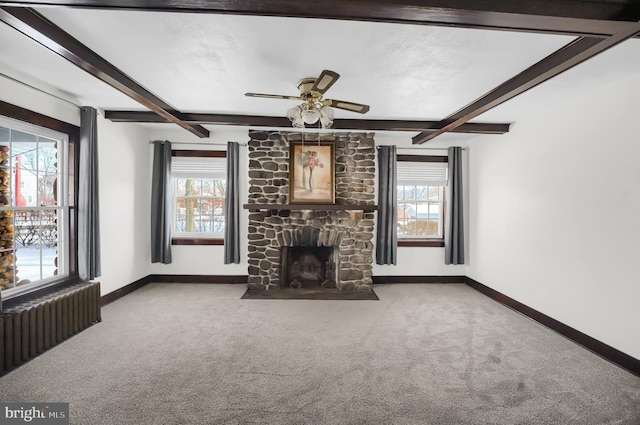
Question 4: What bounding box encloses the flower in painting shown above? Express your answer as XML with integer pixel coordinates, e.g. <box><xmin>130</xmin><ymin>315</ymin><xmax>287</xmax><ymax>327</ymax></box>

<box><xmin>300</xmin><ymin>150</ymin><xmax>324</xmax><ymax>191</ymax></box>
<box><xmin>308</xmin><ymin>151</ymin><xmax>324</xmax><ymax>170</ymax></box>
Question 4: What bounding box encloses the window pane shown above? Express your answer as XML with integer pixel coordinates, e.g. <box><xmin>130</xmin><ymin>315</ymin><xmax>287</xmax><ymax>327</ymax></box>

<box><xmin>11</xmin><ymin>129</ymin><xmax>36</xmax><ymax>144</ymax></box>
<box><xmin>191</xmin><ymin>179</ymin><xmax>203</xmax><ymax>196</ymax></box>
<box><xmin>426</xmin><ymin>219</ymin><xmax>440</xmax><ymax>237</ymax></box>
<box><xmin>0</xmin><ymin>208</ymin><xmax>15</xmax><ymax>291</ymax></box>
<box><xmin>176</xmin><ymin>179</ymin><xmax>187</xmax><ymax>196</ymax></box>
<box><xmin>15</xmin><ymin>244</ymin><xmax>58</xmax><ymax>283</ymax></box>
<box><xmin>214</xmin><ymin>197</ymin><xmax>225</xmax><ymax>216</ymax></box>
<box><xmin>0</xmin><ymin>126</ymin><xmax>9</xmax><ymax>143</ymax></box>
<box><xmin>213</xmin><ymin>216</ymin><xmax>225</xmax><ymax>234</ymax></box>
<box><xmin>175</xmin><ymin>200</ymin><xmax>186</xmax><ymax>232</ymax></box>
<box><xmin>214</xmin><ymin>179</ymin><xmax>226</xmax><ymax>197</ymax></box>
<box><xmin>16</xmin><ymin>152</ymin><xmax>30</xmax><ymax>206</ymax></box>
<box><xmin>11</xmin><ymin>138</ymin><xmax>60</xmax><ymax>207</ymax></box>
<box><xmin>12</xmin><ymin>209</ymin><xmax>58</xmax><ymax>283</ymax></box>
<box><xmin>184</xmin><ymin>196</ymin><xmax>197</xmax><ymax>232</ymax></box>
<box><xmin>13</xmin><ymin>210</ymin><xmax>57</xmax><ymax>247</ymax></box>
<box><xmin>404</xmin><ymin>186</ymin><xmax>415</xmax><ymax>200</ymax></box>
<box><xmin>195</xmin><ymin>198</ymin><xmax>205</xmax><ymax>232</ymax></box>
<box><xmin>196</xmin><ymin>198</ymin><xmax>210</xmax><ymax>232</ymax></box>
<box><xmin>415</xmin><ymin>186</ymin><xmax>428</xmax><ymax>200</ymax></box>
<box><xmin>0</xmin><ymin>118</ymin><xmax>69</xmax><ymax>295</ymax></box>
<box><xmin>201</xmin><ymin>179</ymin><xmax>214</xmax><ymax>196</ymax></box>
<box><xmin>428</xmin><ymin>186</ymin><xmax>440</xmax><ymax>201</ymax></box>
<box><xmin>184</xmin><ymin>178</ymin><xmax>196</xmax><ymax>197</ymax></box>
<box><xmin>38</xmin><ymin>140</ymin><xmax>59</xmax><ymax>206</ymax></box>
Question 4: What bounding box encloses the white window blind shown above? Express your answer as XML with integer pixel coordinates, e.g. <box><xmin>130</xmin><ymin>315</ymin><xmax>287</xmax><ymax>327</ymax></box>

<box><xmin>171</xmin><ymin>156</ymin><xmax>226</xmax><ymax>179</ymax></box>
<box><xmin>397</xmin><ymin>161</ymin><xmax>448</xmax><ymax>186</ymax></box>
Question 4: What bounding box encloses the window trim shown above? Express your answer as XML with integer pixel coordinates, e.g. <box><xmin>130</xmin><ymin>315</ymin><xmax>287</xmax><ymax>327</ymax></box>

<box><xmin>0</xmin><ymin>100</ymin><xmax>79</xmax><ymax>302</ymax></box>
<box><xmin>397</xmin><ymin>154</ymin><xmax>447</xmax><ymax>248</ymax></box>
<box><xmin>170</xmin><ymin>149</ymin><xmax>226</xmax><ymax>246</ymax></box>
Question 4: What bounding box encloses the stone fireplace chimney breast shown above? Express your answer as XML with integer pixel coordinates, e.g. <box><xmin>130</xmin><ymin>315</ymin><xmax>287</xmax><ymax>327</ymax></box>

<box><xmin>246</xmin><ymin>131</ymin><xmax>376</xmax><ymax>292</ymax></box>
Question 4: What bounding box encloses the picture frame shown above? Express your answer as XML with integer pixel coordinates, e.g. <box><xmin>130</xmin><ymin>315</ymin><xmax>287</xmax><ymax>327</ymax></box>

<box><xmin>289</xmin><ymin>140</ymin><xmax>335</xmax><ymax>204</ymax></box>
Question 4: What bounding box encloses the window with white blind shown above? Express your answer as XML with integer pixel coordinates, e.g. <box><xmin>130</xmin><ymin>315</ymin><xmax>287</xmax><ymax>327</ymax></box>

<box><xmin>171</xmin><ymin>151</ymin><xmax>226</xmax><ymax>244</ymax></box>
<box><xmin>397</xmin><ymin>155</ymin><xmax>447</xmax><ymax>246</ymax></box>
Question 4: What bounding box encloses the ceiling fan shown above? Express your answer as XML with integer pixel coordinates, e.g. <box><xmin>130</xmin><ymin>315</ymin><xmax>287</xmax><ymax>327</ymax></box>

<box><xmin>245</xmin><ymin>70</ymin><xmax>370</xmax><ymax>128</ymax></box>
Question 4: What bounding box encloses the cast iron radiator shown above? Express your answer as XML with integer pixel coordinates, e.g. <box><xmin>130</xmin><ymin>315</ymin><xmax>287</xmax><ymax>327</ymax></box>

<box><xmin>0</xmin><ymin>281</ymin><xmax>101</xmax><ymax>375</ymax></box>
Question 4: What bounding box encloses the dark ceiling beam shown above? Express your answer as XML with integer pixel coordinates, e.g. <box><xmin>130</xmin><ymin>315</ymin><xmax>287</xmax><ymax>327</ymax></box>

<box><xmin>0</xmin><ymin>6</ymin><xmax>210</xmax><ymax>138</ymax></box>
<box><xmin>103</xmin><ymin>110</ymin><xmax>511</xmax><ymax>135</ymax></box>
<box><xmin>0</xmin><ymin>0</ymin><xmax>639</xmax><ymax>37</ymax></box>
<box><xmin>334</xmin><ymin>119</ymin><xmax>508</xmax><ymax>134</ymax></box>
<box><xmin>412</xmin><ymin>23</ymin><xmax>640</xmax><ymax>144</ymax></box>
<box><xmin>105</xmin><ymin>111</ymin><xmax>294</xmax><ymax>127</ymax></box>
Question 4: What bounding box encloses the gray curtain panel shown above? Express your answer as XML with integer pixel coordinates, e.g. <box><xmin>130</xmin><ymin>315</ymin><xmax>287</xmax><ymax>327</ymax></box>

<box><xmin>445</xmin><ymin>146</ymin><xmax>465</xmax><ymax>265</ymax></box>
<box><xmin>78</xmin><ymin>106</ymin><xmax>101</xmax><ymax>281</ymax></box>
<box><xmin>376</xmin><ymin>145</ymin><xmax>397</xmax><ymax>265</ymax></box>
<box><xmin>150</xmin><ymin>140</ymin><xmax>172</xmax><ymax>264</ymax></box>
<box><xmin>224</xmin><ymin>141</ymin><xmax>240</xmax><ymax>264</ymax></box>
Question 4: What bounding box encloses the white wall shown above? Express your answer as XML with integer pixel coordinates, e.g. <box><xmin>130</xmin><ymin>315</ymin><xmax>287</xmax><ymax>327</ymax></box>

<box><xmin>0</xmin><ymin>73</ymin><xmax>79</xmax><ymax>126</ymax></box>
<box><xmin>97</xmin><ymin>118</ymin><xmax>151</xmax><ymax>295</ymax></box>
<box><xmin>373</xmin><ymin>247</ymin><xmax>465</xmax><ymax>277</ymax></box>
<box><xmin>467</xmin><ymin>74</ymin><xmax>640</xmax><ymax>359</ymax></box>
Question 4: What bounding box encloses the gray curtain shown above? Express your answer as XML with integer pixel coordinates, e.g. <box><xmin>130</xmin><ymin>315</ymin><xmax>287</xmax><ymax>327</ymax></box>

<box><xmin>376</xmin><ymin>145</ymin><xmax>397</xmax><ymax>265</ymax></box>
<box><xmin>78</xmin><ymin>106</ymin><xmax>101</xmax><ymax>280</ymax></box>
<box><xmin>445</xmin><ymin>146</ymin><xmax>465</xmax><ymax>265</ymax></box>
<box><xmin>150</xmin><ymin>140</ymin><xmax>172</xmax><ymax>264</ymax></box>
<box><xmin>224</xmin><ymin>141</ymin><xmax>240</xmax><ymax>264</ymax></box>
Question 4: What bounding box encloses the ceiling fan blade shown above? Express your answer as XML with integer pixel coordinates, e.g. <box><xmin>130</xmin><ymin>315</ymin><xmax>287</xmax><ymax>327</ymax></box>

<box><xmin>311</xmin><ymin>70</ymin><xmax>340</xmax><ymax>94</ymax></box>
<box><xmin>327</xmin><ymin>99</ymin><xmax>370</xmax><ymax>114</ymax></box>
<box><xmin>245</xmin><ymin>92</ymin><xmax>301</xmax><ymax>101</ymax></box>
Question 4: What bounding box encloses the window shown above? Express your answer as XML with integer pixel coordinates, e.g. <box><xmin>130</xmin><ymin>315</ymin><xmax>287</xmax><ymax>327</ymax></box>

<box><xmin>171</xmin><ymin>150</ymin><xmax>226</xmax><ymax>245</ymax></box>
<box><xmin>0</xmin><ymin>115</ymin><xmax>71</xmax><ymax>296</ymax></box>
<box><xmin>397</xmin><ymin>155</ymin><xmax>447</xmax><ymax>247</ymax></box>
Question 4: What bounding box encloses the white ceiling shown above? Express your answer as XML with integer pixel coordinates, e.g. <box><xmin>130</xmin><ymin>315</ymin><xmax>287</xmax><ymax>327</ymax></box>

<box><xmin>1</xmin><ymin>7</ymin><xmax>639</xmax><ymax>137</ymax></box>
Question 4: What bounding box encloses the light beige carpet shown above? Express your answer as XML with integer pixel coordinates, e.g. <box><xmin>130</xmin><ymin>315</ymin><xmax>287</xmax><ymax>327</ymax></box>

<box><xmin>0</xmin><ymin>283</ymin><xmax>638</xmax><ymax>424</ymax></box>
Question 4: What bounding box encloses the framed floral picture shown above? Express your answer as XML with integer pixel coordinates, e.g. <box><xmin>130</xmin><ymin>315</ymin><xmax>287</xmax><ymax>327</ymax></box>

<box><xmin>289</xmin><ymin>141</ymin><xmax>335</xmax><ymax>204</ymax></box>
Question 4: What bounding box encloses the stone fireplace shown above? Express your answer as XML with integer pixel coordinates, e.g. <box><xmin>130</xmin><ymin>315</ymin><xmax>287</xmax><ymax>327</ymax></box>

<box><xmin>246</xmin><ymin>131</ymin><xmax>376</xmax><ymax>292</ymax></box>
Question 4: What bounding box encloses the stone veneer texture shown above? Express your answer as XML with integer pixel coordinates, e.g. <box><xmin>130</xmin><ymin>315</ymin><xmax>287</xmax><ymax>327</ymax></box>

<box><xmin>247</xmin><ymin>131</ymin><xmax>376</xmax><ymax>291</ymax></box>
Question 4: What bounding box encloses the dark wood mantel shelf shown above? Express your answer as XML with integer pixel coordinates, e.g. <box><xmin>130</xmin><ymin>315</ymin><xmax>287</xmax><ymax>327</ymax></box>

<box><xmin>243</xmin><ymin>203</ymin><xmax>378</xmax><ymax>212</ymax></box>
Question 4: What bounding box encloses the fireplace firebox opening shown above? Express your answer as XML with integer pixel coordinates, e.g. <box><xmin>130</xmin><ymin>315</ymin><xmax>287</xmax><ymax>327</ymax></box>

<box><xmin>281</xmin><ymin>246</ymin><xmax>336</xmax><ymax>289</ymax></box>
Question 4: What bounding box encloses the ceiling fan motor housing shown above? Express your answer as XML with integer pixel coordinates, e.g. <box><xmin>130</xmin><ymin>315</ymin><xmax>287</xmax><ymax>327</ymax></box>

<box><xmin>297</xmin><ymin>78</ymin><xmax>321</xmax><ymax>99</ymax></box>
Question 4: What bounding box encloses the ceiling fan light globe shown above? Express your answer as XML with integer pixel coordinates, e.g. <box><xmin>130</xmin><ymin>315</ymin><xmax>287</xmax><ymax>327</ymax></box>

<box><xmin>286</xmin><ymin>106</ymin><xmax>305</xmax><ymax>127</ymax></box>
<box><xmin>286</xmin><ymin>105</ymin><xmax>301</xmax><ymax>120</ymax></box>
<box><xmin>302</xmin><ymin>108</ymin><xmax>321</xmax><ymax>124</ymax></box>
<box><xmin>320</xmin><ymin>106</ymin><xmax>334</xmax><ymax>128</ymax></box>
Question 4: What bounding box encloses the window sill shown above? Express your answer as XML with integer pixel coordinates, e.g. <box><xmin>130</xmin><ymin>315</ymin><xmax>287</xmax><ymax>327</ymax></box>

<box><xmin>2</xmin><ymin>275</ymin><xmax>82</xmax><ymax>306</ymax></box>
<box><xmin>398</xmin><ymin>239</ymin><xmax>444</xmax><ymax>247</ymax></box>
<box><xmin>172</xmin><ymin>238</ymin><xmax>224</xmax><ymax>246</ymax></box>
